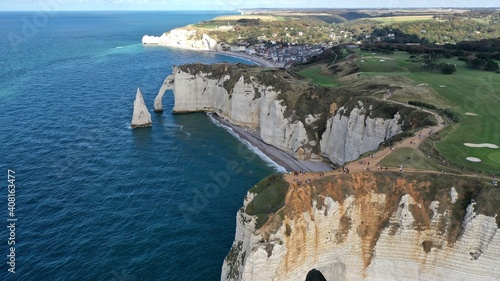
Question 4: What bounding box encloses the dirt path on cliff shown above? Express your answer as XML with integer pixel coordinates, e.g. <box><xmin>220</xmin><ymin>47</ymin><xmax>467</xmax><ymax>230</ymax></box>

<box><xmin>265</xmin><ymin>104</ymin><xmax>489</xmax><ymax>232</ymax></box>
<box><xmin>283</xmin><ymin>102</ymin><xmax>466</xmax><ymax>184</ymax></box>
<box><xmin>342</xmin><ymin>100</ymin><xmax>446</xmax><ymax>173</ymax></box>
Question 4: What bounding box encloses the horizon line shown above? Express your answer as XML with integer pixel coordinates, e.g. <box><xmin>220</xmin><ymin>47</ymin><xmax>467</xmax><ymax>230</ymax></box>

<box><xmin>1</xmin><ymin>7</ymin><xmax>499</xmax><ymax>12</ymax></box>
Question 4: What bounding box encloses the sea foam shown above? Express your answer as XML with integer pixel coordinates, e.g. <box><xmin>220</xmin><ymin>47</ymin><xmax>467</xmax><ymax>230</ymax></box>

<box><xmin>208</xmin><ymin>113</ymin><xmax>287</xmax><ymax>173</ymax></box>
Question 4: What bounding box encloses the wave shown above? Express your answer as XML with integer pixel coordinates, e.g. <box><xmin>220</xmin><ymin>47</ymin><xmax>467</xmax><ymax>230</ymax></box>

<box><xmin>177</xmin><ymin>125</ymin><xmax>191</xmax><ymax>139</ymax></box>
<box><xmin>207</xmin><ymin>113</ymin><xmax>286</xmax><ymax>173</ymax></box>
<box><xmin>163</xmin><ymin>124</ymin><xmax>191</xmax><ymax>139</ymax></box>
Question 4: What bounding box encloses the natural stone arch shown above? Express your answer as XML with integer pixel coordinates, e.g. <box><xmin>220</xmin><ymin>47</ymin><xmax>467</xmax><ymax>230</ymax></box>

<box><xmin>154</xmin><ymin>75</ymin><xmax>174</xmax><ymax>112</ymax></box>
<box><xmin>306</xmin><ymin>262</ymin><xmax>346</xmax><ymax>281</ymax></box>
<box><xmin>305</xmin><ymin>269</ymin><xmax>327</xmax><ymax>281</ymax></box>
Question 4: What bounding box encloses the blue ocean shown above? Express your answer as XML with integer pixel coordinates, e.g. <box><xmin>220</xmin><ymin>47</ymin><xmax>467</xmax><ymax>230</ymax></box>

<box><xmin>0</xmin><ymin>11</ymin><xmax>278</xmax><ymax>280</ymax></box>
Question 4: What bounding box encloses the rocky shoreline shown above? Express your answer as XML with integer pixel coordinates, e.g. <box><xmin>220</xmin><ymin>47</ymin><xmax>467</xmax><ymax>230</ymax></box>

<box><xmin>210</xmin><ymin>113</ymin><xmax>332</xmax><ymax>172</ymax></box>
<box><xmin>214</xmin><ymin>51</ymin><xmax>277</xmax><ymax>68</ymax></box>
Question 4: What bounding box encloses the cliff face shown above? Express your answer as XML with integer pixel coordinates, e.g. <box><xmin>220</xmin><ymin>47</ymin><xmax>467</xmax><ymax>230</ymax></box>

<box><xmin>167</xmin><ymin>64</ymin><xmax>320</xmax><ymax>160</ymax></box>
<box><xmin>162</xmin><ymin>63</ymin><xmax>430</xmax><ymax>164</ymax></box>
<box><xmin>320</xmin><ymin>104</ymin><xmax>402</xmax><ymax>164</ymax></box>
<box><xmin>222</xmin><ymin>173</ymin><xmax>500</xmax><ymax>281</ymax></box>
<box><xmin>142</xmin><ymin>28</ymin><xmax>217</xmax><ymax>50</ymax></box>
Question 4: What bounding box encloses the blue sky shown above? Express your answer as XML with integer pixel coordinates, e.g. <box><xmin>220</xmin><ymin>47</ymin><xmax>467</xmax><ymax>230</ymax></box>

<box><xmin>1</xmin><ymin>0</ymin><xmax>499</xmax><ymax>11</ymax></box>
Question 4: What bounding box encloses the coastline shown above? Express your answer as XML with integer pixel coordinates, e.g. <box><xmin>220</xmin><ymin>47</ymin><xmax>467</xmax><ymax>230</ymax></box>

<box><xmin>143</xmin><ymin>41</ymin><xmax>213</xmax><ymax>52</ymax></box>
<box><xmin>143</xmin><ymin>42</ymin><xmax>277</xmax><ymax>67</ymax></box>
<box><xmin>143</xmin><ymin>31</ymin><xmax>276</xmax><ymax>67</ymax></box>
<box><xmin>214</xmin><ymin>50</ymin><xmax>277</xmax><ymax>67</ymax></box>
<box><xmin>209</xmin><ymin>113</ymin><xmax>332</xmax><ymax>172</ymax></box>
<box><xmin>143</xmin><ymin>32</ymin><xmax>333</xmax><ymax>172</ymax></box>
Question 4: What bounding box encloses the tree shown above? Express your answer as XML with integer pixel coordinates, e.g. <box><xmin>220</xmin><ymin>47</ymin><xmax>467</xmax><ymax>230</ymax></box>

<box><xmin>484</xmin><ymin>60</ymin><xmax>499</xmax><ymax>72</ymax></box>
<box><xmin>466</xmin><ymin>58</ymin><xmax>499</xmax><ymax>72</ymax></box>
<box><xmin>440</xmin><ymin>63</ymin><xmax>457</xmax><ymax>74</ymax></box>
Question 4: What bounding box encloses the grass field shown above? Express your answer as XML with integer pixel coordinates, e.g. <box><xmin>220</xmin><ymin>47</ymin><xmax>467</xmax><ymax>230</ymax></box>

<box><xmin>357</xmin><ymin>51</ymin><xmax>426</xmax><ymax>73</ymax></box>
<box><xmin>367</xmin><ymin>15</ymin><xmax>435</xmax><ymax>24</ymax></box>
<box><xmin>378</xmin><ymin>147</ymin><xmax>439</xmax><ymax>171</ymax></box>
<box><xmin>215</xmin><ymin>15</ymin><xmax>284</xmax><ymax>21</ymax></box>
<box><xmin>298</xmin><ymin>64</ymin><xmax>341</xmax><ymax>87</ymax></box>
<box><xmin>246</xmin><ymin>174</ymin><xmax>289</xmax><ymax>229</ymax></box>
<box><xmin>407</xmin><ymin>67</ymin><xmax>500</xmax><ymax>174</ymax></box>
<box><xmin>191</xmin><ymin>20</ymin><xmax>238</xmax><ymax>30</ymax></box>
<box><xmin>356</xmin><ymin>51</ymin><xmax>500</xmax><ymax>174</ymax></box>
<box><xmin>192</xmin><ymin>15</ymin><xmax>284</xmax><ymax>30</ymax></box>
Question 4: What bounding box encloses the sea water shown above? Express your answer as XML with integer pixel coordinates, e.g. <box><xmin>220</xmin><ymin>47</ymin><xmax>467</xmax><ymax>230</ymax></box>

<box><xmin>0</xmin><ymin>11</ymin><xmax>277</xmax><ymax>280</ymax></box>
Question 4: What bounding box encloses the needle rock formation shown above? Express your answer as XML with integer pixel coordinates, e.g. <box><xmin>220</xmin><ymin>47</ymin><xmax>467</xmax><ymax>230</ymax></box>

<box><xmin>131</xmin><ymin>88</ymin><xmax>152</xmax><ymax>128</ymax></box>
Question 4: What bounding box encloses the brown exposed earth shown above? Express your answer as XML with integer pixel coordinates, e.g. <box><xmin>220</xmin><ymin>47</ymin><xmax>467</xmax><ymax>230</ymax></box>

<box><xmin>259</xmin><ymin>172</ymin><xmax>489</xmax><ymax>270</ymax></box>
<box><xmin>254</xmin><ymin>102</ymin><xmax>498</xmax><ymax>269</ymax></box>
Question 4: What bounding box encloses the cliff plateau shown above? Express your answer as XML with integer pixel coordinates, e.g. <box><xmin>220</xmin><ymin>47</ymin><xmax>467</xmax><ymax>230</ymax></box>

<box><xmin>159</xmin><ymin>63</ymin><xmax>434</xmax><ymax>165</ymax></box>
<box><xmin>222</xmin><ymin>173</ymin><xmax>500</xmax><ymax>281</ymax></box>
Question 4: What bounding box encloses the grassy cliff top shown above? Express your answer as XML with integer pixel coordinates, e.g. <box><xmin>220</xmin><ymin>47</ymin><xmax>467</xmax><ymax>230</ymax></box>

<box><xmin>294</xmin><ymin>48</ymin><xmax>500</xmax><ymax>174</ymax></box>
<box><xmin>177</xmin><ymin>62</ymin><xmax>311</xmax><ymax>95</ymax></box>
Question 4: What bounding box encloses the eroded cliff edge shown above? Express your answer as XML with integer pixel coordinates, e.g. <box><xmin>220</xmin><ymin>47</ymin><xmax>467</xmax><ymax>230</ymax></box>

<box><xmin>161</xmin><ymin>63</ymin><xmax>435</xmax><ymax>165</ymax></box>
<box><xmin>222</xmin><ymin>173</ymin><xmax>500</xmax><ymax>281</ymax></box>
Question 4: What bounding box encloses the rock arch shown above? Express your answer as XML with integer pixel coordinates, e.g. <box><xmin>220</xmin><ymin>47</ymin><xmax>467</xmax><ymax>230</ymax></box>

<box><xmin>305</xmin><ymin>262</ymin><xmax>346</xmax><ymax>281</ymax></box>
<box><xmin>305</xmin><ymin>269</ymin><xmax>327</xmax><ymax>281</ymax></box>
<box><xmin>154</xmin><ymin>75</ymin><xmax>174</xmax><ymax>112</ymax></box>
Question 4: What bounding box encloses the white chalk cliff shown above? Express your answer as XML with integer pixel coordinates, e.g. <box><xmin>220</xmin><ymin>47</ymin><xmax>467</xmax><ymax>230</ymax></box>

<box><xmin>131</xmin><ymin>88</ymin><xmax>152</xmax><ymax>128</ymax></box>
<box><xmin>221</xmin><ymin>173</ymin><xmax>500</xmax><ymax>281</ymax></box>
<box><xmin>320</xmin><ymin>103</ymin><xmax>402</xmax><ymax>164</ymax></box>
<box><xmin>142</xmin><ymin>28</ymin><xmax>217</xmax><ymax>50</ymax></box>
<box><xmin>157</xmin><ymin>64</ymin><xmax>409</xmax><ymax>165</ymax></box>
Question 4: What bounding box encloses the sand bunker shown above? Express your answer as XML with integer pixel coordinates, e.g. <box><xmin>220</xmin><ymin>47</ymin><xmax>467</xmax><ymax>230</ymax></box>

<box><xmin>466</xmin><ymin>157</ymin><xmax>482</xmax><ymax>162</ymax></box>
<box><xmin>465</xmin><ymin>112</ymin><xmax>478</xmax><ymax>116</ymax></box>
<box><xmin>464</xmin><ymin>143</ymin><xmax>499</xmax><ymax>149</ymax></box>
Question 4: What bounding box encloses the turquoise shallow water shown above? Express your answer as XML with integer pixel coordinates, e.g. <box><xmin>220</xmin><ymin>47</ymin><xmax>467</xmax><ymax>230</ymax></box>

<box><xmin>0</xmin><ymin>11</ymin><xmax>276</xmax><ymax>280</ymax></box>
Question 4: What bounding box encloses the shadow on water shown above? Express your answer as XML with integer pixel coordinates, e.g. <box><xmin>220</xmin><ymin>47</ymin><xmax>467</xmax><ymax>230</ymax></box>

<box><xmin>153</xmin><ymin>111</ymin><xmax>166</xmax><ymax>127</ymax></box>
<box><xmin>131</xmin><ymin>126</ymin><xmax>153</xmax><ymax>148</ymax></box>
